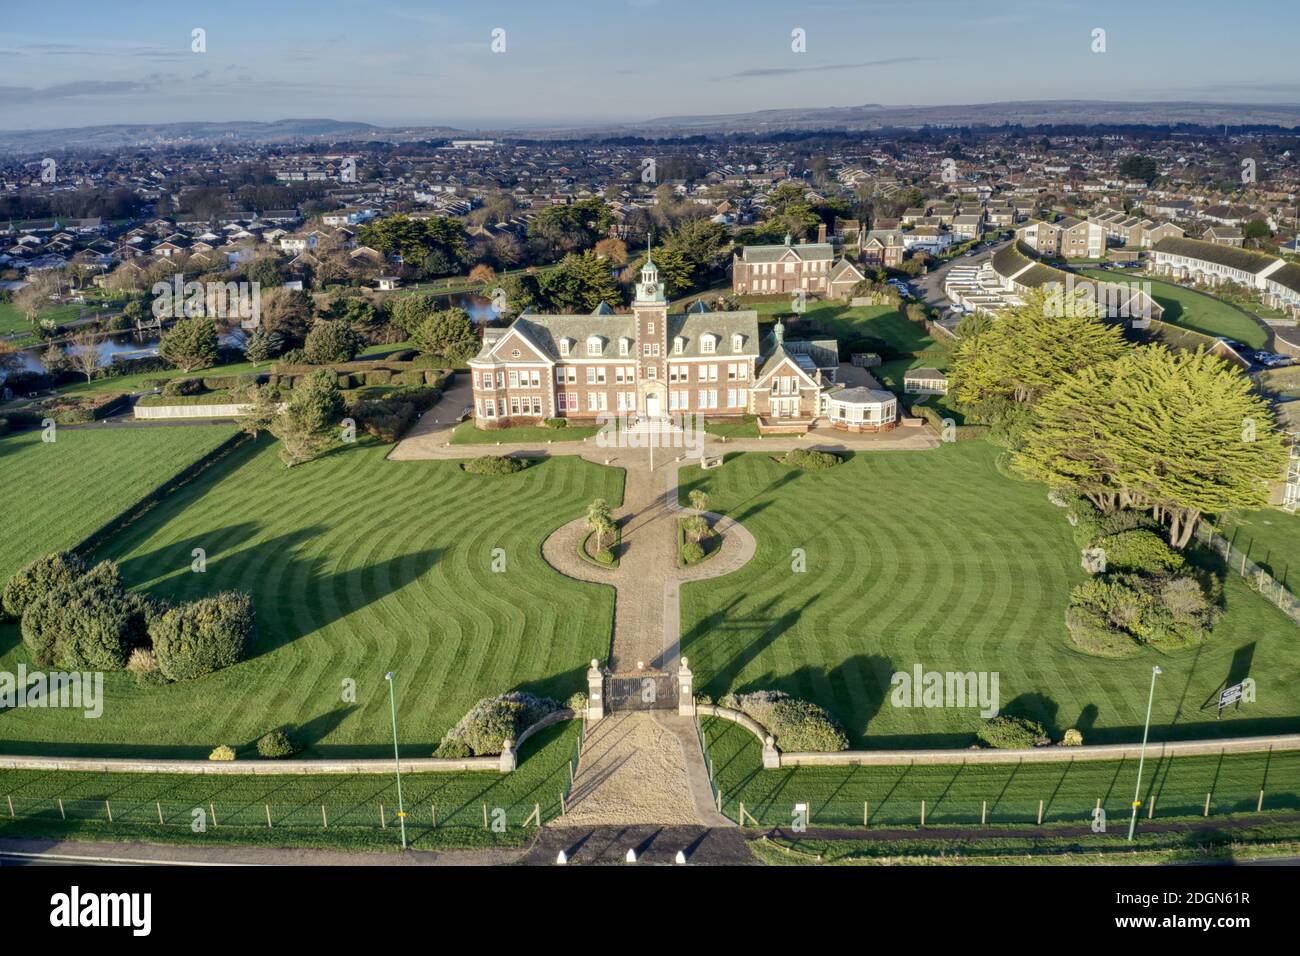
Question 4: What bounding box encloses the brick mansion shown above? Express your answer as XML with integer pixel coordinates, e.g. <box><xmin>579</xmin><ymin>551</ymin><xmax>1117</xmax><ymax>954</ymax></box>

<box><xmin>468</xmin><ymin>255</ymin><xmax>898</xmax><ymax>434</ymax></box>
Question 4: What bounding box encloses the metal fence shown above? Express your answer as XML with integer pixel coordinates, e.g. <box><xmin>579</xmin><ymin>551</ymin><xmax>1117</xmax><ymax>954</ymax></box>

<box><xmin>1</xmin><ymin>793</ymin><xmax>556</xmax><ymax>834</ymax></box>
<box><xmin>1199</xmin><ymin>524</ymin><xmax>1300</xmax><ymax>626</ymax></box>
<box><xmin>719</xmin><ymin>787</ymin><xmax>1296</xmax><ymax>830</ymax></box>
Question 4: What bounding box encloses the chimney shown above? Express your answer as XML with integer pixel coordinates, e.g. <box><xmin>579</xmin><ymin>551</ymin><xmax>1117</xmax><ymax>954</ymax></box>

<box><xmin>817</xmin><ymin>223</ymin><xmax>827</xmax><ymax>244</ymax></box>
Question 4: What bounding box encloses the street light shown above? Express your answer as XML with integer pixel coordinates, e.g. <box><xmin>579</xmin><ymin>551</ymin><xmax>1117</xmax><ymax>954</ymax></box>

<box><xmin>1127</xmin><ymin>665</ymin><xmax>1163</xmax><ymax>842</ymax></box>
<box><xmin>385</xmin><ymin>671</ymin><xmax>408</xmax><ymax>850</ymax></box>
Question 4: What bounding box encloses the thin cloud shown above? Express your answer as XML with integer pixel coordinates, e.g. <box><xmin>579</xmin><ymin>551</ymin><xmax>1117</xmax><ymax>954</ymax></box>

<box><xmin>0</xmin><ymin>80</ymin><xmax>154</xmax><ymax>104</ymax></box>
<box><xmin>714</xmin><ymin>57</ymin><xmax>935</xmax><ymax>81</ymax></box>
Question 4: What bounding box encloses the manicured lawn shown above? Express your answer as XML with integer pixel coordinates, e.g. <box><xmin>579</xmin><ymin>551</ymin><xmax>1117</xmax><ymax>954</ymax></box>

<box><xmin>451</xmin><ymin>419</ymin><xmax>600</xmax><ymax>444</ymax></box>
<box><xmin>1208</xmin><ymin>509</ymin><xmax>1300</xmax><ymax>591</ymax></box>
<box><xmin>678</xmin><ymin>445</ymin><xmax>1300</xmax><ymax>749</ymax></box>
<box><xmin>0</xmin><ymin>435</ymin><xmax>623</xmax><ymax>757</ymax></box>
<box><xmin>1081</xmin><ymin>269</ymin><xmax>1269</xmax><ymax>349</ymax></box>
<box><xmin>746</xmin><ymin>300</ymin><xmax>942</xmax><ymax>356</ymax></box>
<box><xmin>0</xmin><ymin>301</ymin><xmax>82</xmax><ymax>346</ymax></box>
<box><xmin>703</xmin><ymin>716</ymin><xmax>1300</xmax><ymax>828</ymax></box>
<box><xmin>705</xmin><ymin>415</ymin><xmax>759</xmax><ymax>439</ymax></box>
<box><xmin>0</xmin><ymin>425</ymin><xmax>240</xmax><ymax>584</ymax></box>
<box><xmin>0</xmin><ymin>720</ymin><xmax>580</xmax><ymax>851</ymax></box>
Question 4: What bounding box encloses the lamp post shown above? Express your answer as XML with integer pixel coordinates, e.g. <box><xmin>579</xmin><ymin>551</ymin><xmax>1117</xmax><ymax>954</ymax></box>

<box><xmin>385</xmin><ymin>671</ymin><xmax>407</xmax><ymax>850</ymax></box>
<box><xmin>1127</xmin><ymin>665</ymin><xmax>1162</xmax><ymax>842</ymax></box>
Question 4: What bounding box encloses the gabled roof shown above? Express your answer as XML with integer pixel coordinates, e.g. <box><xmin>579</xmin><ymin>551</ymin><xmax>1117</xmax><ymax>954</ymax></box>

<box><xmin>1152</xmin><ymin>236</ymin><xmax>1279</xmax><ymax>274</ymax></box>
<box><xmin>741</xmin><ymin>241</ymin><xmax>833</xmax><ymax>263</ymax></box>
<box><xmin>754</xmin><ymin>346</ymin><xmax>822</xmax><ymax>387</ymax></box>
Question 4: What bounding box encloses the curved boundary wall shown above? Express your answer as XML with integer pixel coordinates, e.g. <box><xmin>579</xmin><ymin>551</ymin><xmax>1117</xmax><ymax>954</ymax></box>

<box><xmin>697</xmin><ymin>704</ymin><xmax>1300</xmax><ymax>768</ymax></box>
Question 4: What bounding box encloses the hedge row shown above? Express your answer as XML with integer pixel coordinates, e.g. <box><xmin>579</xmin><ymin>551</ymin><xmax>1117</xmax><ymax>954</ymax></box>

<box><xmin>3</xmin><ymin>392</ymin><xmax>129</xmax><ymax>426</ymax></box>
<box><xmin>136</xmin><ymin>390</ymin><xmax>236</xmax><ymax>407</ymax></box>
<box><xmin>910</xmin><ymin>403</ymin><xmax>990</xmax><ymax>440</ymax></box>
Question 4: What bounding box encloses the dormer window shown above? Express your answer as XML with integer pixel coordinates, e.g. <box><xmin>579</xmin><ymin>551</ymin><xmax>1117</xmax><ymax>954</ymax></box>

<box><xmin>559</xmin><ymin>338</ymin><xmax>572</xmax><ymax>357</ymax></box>
<box><xmin>618</xmin><ymin>337</ymin><xmax>630</xmax><ymax>357</ymax></box>
<box><xmin>674</xmin><ymin>336</ymin><xmax>685</xmax><ymax>355</ymax></box>
<box><xmin>586</xmin><ymin>335</ymin><xmax>602</xmax><ymax>357</ymax></box>
<box><xmin>732</xmin><ymin>333</ymin><xmax>743</xmax><ymax>353</ymax></box>
<box><xmin>701</xmin><ymin>334</ymin><xmax>716</xmax><ymax>354</ymax></box>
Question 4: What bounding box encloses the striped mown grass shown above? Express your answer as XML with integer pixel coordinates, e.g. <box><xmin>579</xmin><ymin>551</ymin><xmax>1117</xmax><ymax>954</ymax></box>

<box><xmin>0</xmin><ymin>721</ymin><xmax>580</xmax><ymax>851</ymax></box>
<box><xmin>0</xmin><ymin>434</ymin><xmax>623</xmax><ymax>757</ymax></box>
<box><xmin>702</xmin><ymin>716</ymin><xmax>1300</xmax><ymax>828</ymax></box>
<box><xmin>679</xmin><ymin>445</ymin><xmax>1300</xmax><ymax>749</ymax></box>
<box><xmin>0</xmin><ymin>425</ymin><xmax>240</xmax><ymax>584</ymax></box>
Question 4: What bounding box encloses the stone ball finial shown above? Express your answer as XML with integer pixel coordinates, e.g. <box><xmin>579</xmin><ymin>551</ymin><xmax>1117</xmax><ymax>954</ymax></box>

<box><xmin>680</xmin><ymin>656</ymin><xmax>689</xmax><ymax>668</ymax></box>
<box><xmin>591</xmin><ymin>658</ymin><xmax>599</xmax><ymax>668</ymax></box>
<box><xmin>765</xmin><ymin>735</ymin><xmax>776</xmax><ymax>747</ymax></box>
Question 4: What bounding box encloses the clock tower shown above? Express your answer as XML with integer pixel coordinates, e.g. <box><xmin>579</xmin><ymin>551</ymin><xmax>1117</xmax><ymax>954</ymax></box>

<box><xmin>634</xmin><ymin>241</ymin><xmax>668</xmax><ymax>418</ymax></box>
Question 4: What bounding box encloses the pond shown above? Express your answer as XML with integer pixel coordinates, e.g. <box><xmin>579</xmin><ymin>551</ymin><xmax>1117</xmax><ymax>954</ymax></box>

<box><xmin>9</xmin><ymin>330</ymin><xmax>246</xmax><ymax>375</ymax></box>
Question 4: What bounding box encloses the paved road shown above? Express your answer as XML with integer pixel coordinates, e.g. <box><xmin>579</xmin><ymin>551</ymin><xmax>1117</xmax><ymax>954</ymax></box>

<box><xmin>914</xmin><ymin>236</ymin><xmax>1012</xmax><ymax>315</ymax></box>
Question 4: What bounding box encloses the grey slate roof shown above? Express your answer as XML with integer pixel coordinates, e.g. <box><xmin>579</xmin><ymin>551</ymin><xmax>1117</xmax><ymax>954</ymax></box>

<box><xmin>740</xmin><ymin>241</ymin><xmax>833</xmax><ymax>263</ymax></box>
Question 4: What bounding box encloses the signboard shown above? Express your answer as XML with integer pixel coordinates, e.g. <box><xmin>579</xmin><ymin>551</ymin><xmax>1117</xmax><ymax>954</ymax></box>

<box><xmin>1217</xmin><ymin>679</ymin><xmax>1254</xmax><ymax>717</ymax></box>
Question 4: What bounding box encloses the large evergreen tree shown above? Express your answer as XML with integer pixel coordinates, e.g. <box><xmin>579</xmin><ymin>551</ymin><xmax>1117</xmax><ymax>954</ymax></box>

<box><xmin>1017</xmin><ymin>346</ymin><xmax>1287</xmax><ymax>547</ymax></box>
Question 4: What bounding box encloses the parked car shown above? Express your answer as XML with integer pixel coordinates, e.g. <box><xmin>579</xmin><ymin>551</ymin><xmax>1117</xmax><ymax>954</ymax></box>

<box><xmin>1256</xmin><ymin>353</ymin><xmax>1295</xmax><ymax>368</ymax></box>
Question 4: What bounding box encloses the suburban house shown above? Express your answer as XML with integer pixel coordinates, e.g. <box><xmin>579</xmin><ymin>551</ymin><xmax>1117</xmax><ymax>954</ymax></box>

<box><xmin>1202</xmin><ymin>225</ymin><xmax>1244</xmax><ymax>247</ymax></box>
<box><xmin>1015</xmin><ymin>216</ymin><xmax>1107</xmax><ymax>259</ymax></box>
<box><xmin>1151</xmin><ymin>236</ymin><xmax>1300</xmax><ymax>318</ymax></box>
<box><xmin>732</xmin><ymin>235</ymin><xmax>834</xmax><ymax>294</ymax></box>
<box><xmin>861</xmin><ymin>229</ymin><xmax>905</xmax><ymax>268</ymax></box>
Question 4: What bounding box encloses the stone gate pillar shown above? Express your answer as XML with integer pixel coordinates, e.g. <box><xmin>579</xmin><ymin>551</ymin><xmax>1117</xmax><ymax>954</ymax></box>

<box><xmin>677</xmin><ymin>657</ymin><xmax>695</xmax><ymax>716</ymax></box>
<box><xmin>586</xmin><ymin>659</ymin><xmax>605</xmax><ymax>722</ymax></box>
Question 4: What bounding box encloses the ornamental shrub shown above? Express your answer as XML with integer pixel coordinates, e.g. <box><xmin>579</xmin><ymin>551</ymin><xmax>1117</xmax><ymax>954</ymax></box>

<box><xmin>720</xmin><ymin>690</ymin><xmax>848</xmax><ymax>752</ymax></box>
<box><xmin>256</xmin><ymin>729</ymin><xmax>297</xmax><ymax>758</ymax></box>
<box><xmin>463</xmin><ymin>455</ymin><xmax>529</xmax><ymax>476</ymax></box>
<box><xmin>150</xmin><ymin>592</ymin><xmax>254</xmax><ymax>682</ymax></box>
<box><xmin>21</xmin><ymin>560</ymin><xmax>139</xmax><ymax>670</ymax></box>
<box><xmin>1061</xmin><ymin>728</ymin><xmax>1084</xmax><ymax>747</ymax></box>
<box><xmin>1095</xmin><ymin>529</ymin><xmax>1185</xmax><ymax>575</ymax></box>
<box><xmin>434</xmin><ymin>692</ymin><xmax>561</xmax><ymax>757</ymax></box>
<box><xmin>2</xmin><ymin>550</ymin><xmax>86</xmax><ymax>619</ymax></box>
<box><xmin>782</xmin><ymin>448</ymin><xmax>841</xmax><ymax>471</ymax></box>
<box><xmin>208</xmin><ymin>745</ymin><xmax>236</xmax><ymax>761</ymax></box>
<box><xmin>542</xmin><ymin>418</ymin><xmax>568</xmax><ymax>429</ymax></box>
<box><xmin>680</xmin><ymin>541</ymin><xmax>705</xmax><ymax>565</ymax></box>
<box><xmin>976</xmin><ymin>714</ymin><xmax>1047</xmax><ymax>749</ymax></box>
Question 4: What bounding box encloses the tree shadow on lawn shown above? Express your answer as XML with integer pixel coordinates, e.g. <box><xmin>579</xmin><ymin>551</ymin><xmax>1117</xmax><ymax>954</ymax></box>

<box><xmin>109</xmin><ymin>521</ymin><xmax>261</xmax><ymax>585</ymax></box>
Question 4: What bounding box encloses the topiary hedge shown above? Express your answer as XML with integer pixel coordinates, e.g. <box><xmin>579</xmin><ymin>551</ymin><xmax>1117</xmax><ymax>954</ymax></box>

<box><xmin>434</xmin><ymin>692</ymin><xmax>562</xmax><ymax>757</ymax></box>
<box><xmin>149</xmin><ymin>592</ymin><xmax>255</xmax><ymax>682</ymax></box>
<box><xmin>462</xmin><ymin>455</ymin><xmax>530</xmax><ymax>476</ymax></box>
<box><xmin>20</xmin><ymin>561</ymin><xmax>144</xmax><ymax>670</ymax></box>
<box><xmin>782</xmin><ymin>448</ymin><xmax>842</xmax><ymax>471</ymax></box>
<box><xmin>256</xmin><ymin>729</ymin><xmax>297</xmax><ymax>758</ymax></box>
<box><xmin>976</xmin><ymin>714</ymin><xmax>1048</xmax><ymax>749</ymax></box>
<box><xmin>720</xmin><ymin>690</ymin><xmax>849</xmax><ymax>752</ymax></box>
<box><xmin>2</xmin><ymin>550</ymin><xmax>87</xmax><ymax>619</ymax></box>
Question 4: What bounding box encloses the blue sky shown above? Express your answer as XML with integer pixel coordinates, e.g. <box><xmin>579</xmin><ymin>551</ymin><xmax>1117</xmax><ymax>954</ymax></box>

<box><xmin>2</xmin><ymin>0</ymin><xmax>1298</xmax><ymax>130</ymax></box>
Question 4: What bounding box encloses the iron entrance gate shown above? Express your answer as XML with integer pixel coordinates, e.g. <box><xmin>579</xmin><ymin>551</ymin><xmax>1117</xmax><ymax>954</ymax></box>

<box><xmin>604</xmin><ymin>671</ymin><xmax>679</xmax><ymax>712</ymax></box>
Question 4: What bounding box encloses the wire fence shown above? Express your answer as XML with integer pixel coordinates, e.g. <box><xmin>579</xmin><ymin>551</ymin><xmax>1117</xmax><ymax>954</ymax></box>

<box><xmin>1199</xmin><ymin>524</ymin><xmax>1300</xmax><ymax>626</ymax></box>
<box><xmin>719</xmin><ymin>787</ymin><xmax>1298</xmax><ymax>830</ymax></box>
<box><xmin>1</xmin><ymin>793</ymin><xmax>557</xmax><ymax>834</ymax></box>
<box><xmin>559</xmin><ymin>716</ymin><xmax>586</xmax><ymax>815</ymax></box>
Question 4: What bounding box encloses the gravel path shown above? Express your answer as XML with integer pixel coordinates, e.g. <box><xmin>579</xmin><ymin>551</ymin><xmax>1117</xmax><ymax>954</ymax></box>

<box><xmin>561</xmin><ymin>713</ymin><xmax>701</xmax><ymax>826</ymax></box>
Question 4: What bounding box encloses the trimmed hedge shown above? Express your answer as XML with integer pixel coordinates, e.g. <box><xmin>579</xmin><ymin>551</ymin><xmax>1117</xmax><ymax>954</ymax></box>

<box><xmin>462</xmin><ymin>455</ymin><xmax>530</xmax><ymax>476</ymax></box>
<box><xmin>434</xmin><ymin>692</ymin><xmax>562</xmax><ymax>757</ymax></box>
<box><xmin>2</xmin><ymin>550</ymin><xmax>87</xmax><ymax>620</ymax></box>
<box><xmin>150</xmin><ymin>592</ymin><xmax>255</xmax><ymax>682</ymax></box>
<box><xmin>256</xmin><ymin>729</ymin><xmax>297</xmax><ymax>759</ymax></box>
<box><xmin>720</xmin><ymin>690</ymin><xmax>849</xmax><ymax>752</ymax></box>
<box><xmin>782</xmin><ymin>448</ymin><xmax>842</xmax><ymax>471</ymax></box>
<box><xmin>976</xmin><ymin>714</ymin><xmax>1048</xmax><ymax>749</ymax></box>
